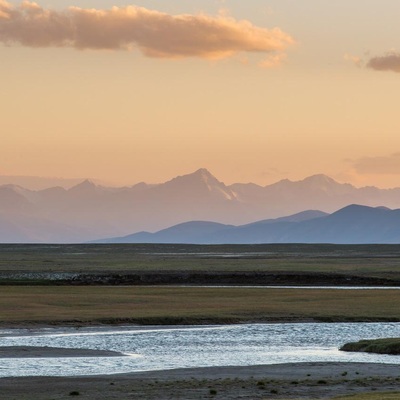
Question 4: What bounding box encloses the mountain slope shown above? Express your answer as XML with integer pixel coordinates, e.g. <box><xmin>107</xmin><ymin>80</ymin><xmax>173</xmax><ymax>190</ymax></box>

<box><xmin>94</xmin><ymin>205</ymin><xmax>400</xmax><ymax>244</ymax></box>
<box><xmin>94</xmin><ymin>221</ymin><xmax>234</xmax><ymax>244</ymax></box>
<box><xmin>291</xmin><ymin>204</ymin><xmax>400</xmax><ymax>244</ymax></box>
<box><xmin>2</xmin><ymin>169</ymin><xmax>400</xmax><ymax>243</ymax></box>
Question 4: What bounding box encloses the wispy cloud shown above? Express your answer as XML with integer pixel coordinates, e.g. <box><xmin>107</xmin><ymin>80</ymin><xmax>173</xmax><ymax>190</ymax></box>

<box><xmin>366</xmin><ymin>51</ymin><xmax>400</xmax><ymax>73</ymax></box>
<box><xmin>350</xmin><ymin>153</ymin><xmax>400</xmax><ymax>175</ymax></box>
<box><xmin>344</xmin><ymin>53</ymin><xmax>363</xmax><ymax>68</ymax></box>
<box><xmin>258</xmin><ymin>53</ymin><xmax>287</xmax><ymax>69</ymax></box>
<box><xmin>0</xmin><ymin>1</ymin><xmax>294</xmax><ymax>61</ymax></box>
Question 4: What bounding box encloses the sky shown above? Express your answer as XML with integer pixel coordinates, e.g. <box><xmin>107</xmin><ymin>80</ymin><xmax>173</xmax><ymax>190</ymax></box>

<box><xmin>1</xmin><ymin>0</ymin><xmax>400</xmax><ymax>188</ymax></box>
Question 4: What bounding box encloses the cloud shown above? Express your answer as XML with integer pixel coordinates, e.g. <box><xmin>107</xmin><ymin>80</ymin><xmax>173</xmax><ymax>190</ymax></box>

<box><xmin>258</xmin><ymin>52</ymin><xmax>287</xmax><ymax>69</ymax></box>
<box><xmin>366</xmin><ymin>51</ymin><xmax>400</xmax><ymax>73</ymax></box>
<box><xmin>344</xmin><ymin>53</ymin><xmax>363</xmax><ymax>68</ymax></box>
<box><xmin>350</xmin><ymin>153</ymin><xmax>400</xmax><ymax>175</ymax></box>
<box><xmin>0</xmin><ymin>1</ymin><xmax>294</xmax><ymax>60</ymax></box>
<box><xmin>345</xmin><ymin>50</ymin><xmax>400</xmax><ymax>74</ymax></box>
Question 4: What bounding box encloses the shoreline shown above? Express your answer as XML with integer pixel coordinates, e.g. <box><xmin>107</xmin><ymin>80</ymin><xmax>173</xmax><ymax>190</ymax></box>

<box><xmin>1</xmin><ymin>315</ymin><xmax>400</xmax><ymax>329</ymax></box>
<box><xmin>1</xmin><ymin>362</ymin><xmax>399</xmax><ymax>399</ymax></box>
<box><xmin>0</xmin><ymin>346</ymin><xmax>125</xmax><ymax>358</ymax></box>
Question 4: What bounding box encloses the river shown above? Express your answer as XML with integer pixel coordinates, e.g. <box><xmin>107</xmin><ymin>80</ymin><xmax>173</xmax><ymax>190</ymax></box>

<box><xmin>0</xmin><ymin>322</ymin><xmax>399</xmax><ymax>377</ymax></box>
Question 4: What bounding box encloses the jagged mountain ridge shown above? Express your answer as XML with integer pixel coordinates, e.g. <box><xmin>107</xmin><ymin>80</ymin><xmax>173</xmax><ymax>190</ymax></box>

<box><xmin>1</xmin><ymin>168</ymin><xmax>400</xmax><ymax>242</ymax></box>
<box><xmin>0</xmin><ymin>175</ymin><xmax>108</xmax><ymax>190</ymax></box>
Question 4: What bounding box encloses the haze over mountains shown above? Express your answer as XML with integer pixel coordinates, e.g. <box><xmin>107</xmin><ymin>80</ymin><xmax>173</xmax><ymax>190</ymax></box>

<box><xmin>0</xmin><ymin>175</ymin><xmax>109</xmax><ymax>190</ymax></box>
<box><xmin>96</xmin><ymin>205</ymin><xmax>400</xmax><ymax>244</ymax></box>
<box><xmin>1</xmin><ymin>168</ymin><xmax>400</xmax><ymax>243</ymax></box>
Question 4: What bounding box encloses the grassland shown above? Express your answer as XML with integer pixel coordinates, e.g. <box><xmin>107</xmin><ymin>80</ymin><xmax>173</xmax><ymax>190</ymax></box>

<box><xmin>1</xmin><ymin>244</ymin><xmax>400</xmax><ymax>324</ymax></box>
<box><xmin>1</xmin><ymin>243</ymin><xmax>400</xmax><ymax>288</ymax></box>
<box><xmin>0</xmin><ymin>243</ymin><xmax>400</xmax><ymax>277</ymax></box>
<box><xmin>1</xmin><ymin>286</ymin><xmax>400</xmax><ymax>325</ymax></box>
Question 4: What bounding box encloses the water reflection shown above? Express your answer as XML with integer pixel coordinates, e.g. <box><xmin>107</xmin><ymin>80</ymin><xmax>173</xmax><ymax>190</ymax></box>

<box><xmin>0</xmin><ymin>323</ymin><xmax>399</xmax><ymax>377</ymax></box>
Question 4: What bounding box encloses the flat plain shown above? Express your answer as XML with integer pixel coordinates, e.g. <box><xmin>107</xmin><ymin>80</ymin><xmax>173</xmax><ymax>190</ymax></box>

<box><xmin>1</xmin><ymin>243</ymin><xmax>400</xmax><ymax>276</ymax></box>
<box><xmin>1</xmin><ymin>286</ymin><xmax>400</xmax><ymax>325</ymax></box>
<box><xmin>1</xmin><ymin>362</ymin><xmax>399</xmax><ymax>400</ymax></box>
<box><xmin>1</xmin><ymin>243</ymin><xmax>400</xmax><ymax>325</ymax></box>
<box><xmin>1</xmin><ymin>244</ymin><xmax>400</xmax><ymax>399</ymax></box>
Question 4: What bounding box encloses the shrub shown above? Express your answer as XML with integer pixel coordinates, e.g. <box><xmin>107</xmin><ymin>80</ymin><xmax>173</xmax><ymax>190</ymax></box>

<box><xmin>340</xmin><ymin>338</ymin><xmax>400</xmax><ymax>355</ymax></box>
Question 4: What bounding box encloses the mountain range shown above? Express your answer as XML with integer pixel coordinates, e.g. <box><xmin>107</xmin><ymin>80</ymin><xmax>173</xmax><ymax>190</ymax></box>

<box><xmin>1</xmin><ymin>168</ymin><xmax>400</xmax><ymax>243</ymax></box>
<box><xmin>0</xmin><ymin>175</ymin><xmax>109</xmax><ymax>190</ymax></box>
<box><xmin>92</xmin><ymin>205</ymin><xmax>400</xmax><ymax>244</ymax></box>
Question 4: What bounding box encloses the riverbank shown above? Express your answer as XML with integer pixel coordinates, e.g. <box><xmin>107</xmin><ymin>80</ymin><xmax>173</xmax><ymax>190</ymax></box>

<box><xmin>1</xmin><ymin>315</ymin><xmax>400</xmax><ymax>329</ymax></box>
<box><xmin>0</xmin><ymin>346</ymin><xmax>125</xmax><ymax>358</ymax></box>
<box><xmin>341</xmin><ymin>338</ymin><xmax>400</xmax><ymax>355</ymax></box>
<box><xmin>1</xmin><ymin>362</ymin><xmax>399</xmax><ymax>399</ymax></box>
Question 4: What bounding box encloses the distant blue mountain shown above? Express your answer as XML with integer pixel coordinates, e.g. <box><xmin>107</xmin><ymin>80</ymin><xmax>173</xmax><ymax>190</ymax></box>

<box><xmin>92</xmin><ymin>205</ymin><xmax>400</xmax><ymax>244</ymax></box>
<box><xmin>3</xmin><ymin>168</ymin><xmax>400</xmax><ymax>243</ymax></box>
<box><xmin>96</xmin><ymin>221</ymin><xmax>234</xmax><ymax>244</ymax></box>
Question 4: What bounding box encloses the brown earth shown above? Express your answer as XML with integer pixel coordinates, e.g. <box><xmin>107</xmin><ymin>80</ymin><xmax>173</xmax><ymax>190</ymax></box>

<box><xmin>1</xmin><ymin>362</ymin><xmax>399</xmax><ymax>399</ymax></box>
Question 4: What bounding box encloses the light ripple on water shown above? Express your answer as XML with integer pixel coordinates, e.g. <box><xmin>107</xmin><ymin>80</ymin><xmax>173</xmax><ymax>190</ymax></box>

<box><xmin>0</xmin><ymin>323</ymin><xmax>399</xmax><ymax>377</ymax></box>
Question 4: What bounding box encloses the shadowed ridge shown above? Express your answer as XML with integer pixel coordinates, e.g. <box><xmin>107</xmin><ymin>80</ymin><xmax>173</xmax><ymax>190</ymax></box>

<box><xmin>68</xmin><ymin>179</ymin><xmax>98</xmax><ymax>192</ymax></box>
<box><xmin>243</xmin><ymin>210</ymin><xmax>328</xmax><ymax>227</ymax></box>
<box><xmin>0</xmin><ymin>185</ymin><xmax>33</xmax><ymax>211</ymax></box>
<box><xmin>329</xmin><ymin>203</ymin><xmax>393</xmax><ymax>217</ymax></box>
<box><xmin>91</xmin><ymin>220</ymin><xmax>234</xmax><ymax>244</ymax></box>
<box><xmin>272</xmin><ymin>174</ymin><xmax>354</xmax><ymax>193</ymax></box>
<box><xmin>301</xmin><ymin>174</ymin><xmax>340</xmax><ymax>185</ymax></box>
<box><xmin>157</xmin><ymin>168</ymin><xmax>237</xmax><ymax>201</ymax></box>
<box><xmin>92</xmin><ymin>204</ymin><xmax>400</xmax><ymax>244</ymax></box>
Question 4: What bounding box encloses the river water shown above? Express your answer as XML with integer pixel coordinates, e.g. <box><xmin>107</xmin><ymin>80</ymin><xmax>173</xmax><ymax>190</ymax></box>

<box><xmin>0</xmin><ymin>323</ymin><xmax>399</xmax><ymax>377</ymax></box>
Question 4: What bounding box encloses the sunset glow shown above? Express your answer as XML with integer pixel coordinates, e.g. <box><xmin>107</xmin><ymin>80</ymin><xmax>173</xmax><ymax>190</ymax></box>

<box><xmin>2</xmin><ymin>0</ymin><xmax>400</xmax><ymax>188</ymax></box>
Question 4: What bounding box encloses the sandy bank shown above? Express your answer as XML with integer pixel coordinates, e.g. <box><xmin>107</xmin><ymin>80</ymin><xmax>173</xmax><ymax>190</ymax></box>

<box><xmin>1</xmin><ymin>362</ymin><xmax>399</xmax><ymax>399</ymax></box>
<box><xmin>0</xmin><ymin>346</ymin><xmax>124</xmax><ymax>358</ymax></box>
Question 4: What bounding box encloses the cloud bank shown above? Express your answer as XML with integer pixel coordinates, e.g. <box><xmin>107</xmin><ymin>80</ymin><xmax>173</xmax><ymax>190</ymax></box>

<box><xmin>352</xmin><ymin>153</ymin><xmax>400</xmax><ymax>175</ymax></box>
<box><xmin>0</xmin><ymin>1</ymin><xmax>294</xmax><ymax>60</ymax></box>
<box><xmin>367</xmin><ymin>52</ymin><xmax>400</xmax><ymax>73</ymax></box>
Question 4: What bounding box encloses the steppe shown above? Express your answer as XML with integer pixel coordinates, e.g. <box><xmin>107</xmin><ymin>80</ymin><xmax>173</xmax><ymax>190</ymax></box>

<box><xmin>1</xmin><ymin>244</ymin><xmax>399</xmax><ymax>399</ymax></box>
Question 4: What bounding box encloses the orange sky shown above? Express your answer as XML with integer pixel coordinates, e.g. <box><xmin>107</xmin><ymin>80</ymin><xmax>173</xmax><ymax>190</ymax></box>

<box><xmin>2</xmin><ymin>1</ymin><xmax>400</xmax><ymax>188</ymax></box>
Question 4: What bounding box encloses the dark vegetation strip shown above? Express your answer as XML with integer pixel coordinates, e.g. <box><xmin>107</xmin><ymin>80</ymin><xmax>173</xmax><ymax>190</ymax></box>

<box><xmin>2</xmin><ymin>243</ymin><xmax>400</xmax><ymax>286</ymax></box>
<box><xmin>55</xmin><ymin>271</ymin><xmax>400</xmax><ymax>286</ymax></box>
<box><xmin>340</xmin><ymin>338</ymin><xmax>400</xmax><ymax>355</ymax></box>
<box><xmin>1</xmin><ymin>272</ymin><xmax>400</xmax><ymax>286</ymax></box>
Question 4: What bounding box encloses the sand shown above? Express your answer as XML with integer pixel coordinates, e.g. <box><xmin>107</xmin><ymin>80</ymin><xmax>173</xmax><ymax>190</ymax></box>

<box><xmin>1</xmin><ymin>361</ymin><xmax>399</xmax><ymax>399</ymax></box>
<box><xmin>0</xmin><ymin>346</ymin><xmax>124</xmax><ymax>358</ymax></box>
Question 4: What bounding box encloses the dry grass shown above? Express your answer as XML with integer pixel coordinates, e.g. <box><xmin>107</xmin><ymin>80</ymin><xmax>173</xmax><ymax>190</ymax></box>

<box><xmin>1</xmin><ymin>286</ymin><xmax>400</xmax><ymax>324</ymax></box>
